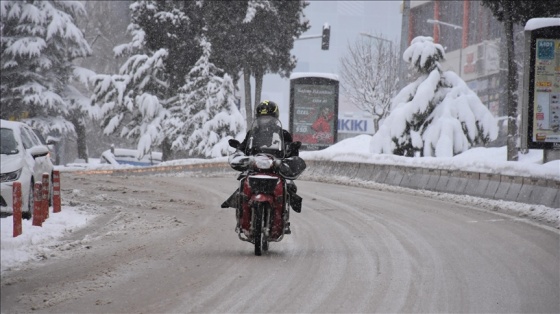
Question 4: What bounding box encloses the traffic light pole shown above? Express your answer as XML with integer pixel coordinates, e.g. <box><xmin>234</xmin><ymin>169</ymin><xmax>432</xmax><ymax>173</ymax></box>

<box><xmin>297</xmin><ymin>35</ymin><xmax>322</xmax><ymax>40</ymax></box>
<box><xmin>296</xmin><ymin>23</ymin><xmax>330</xmax><ymax>50</ymax></box>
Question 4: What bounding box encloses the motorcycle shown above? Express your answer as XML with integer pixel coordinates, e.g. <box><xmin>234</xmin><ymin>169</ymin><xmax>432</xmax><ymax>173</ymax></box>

<box><xmin>227</xmin><ymin>116</ymin><xmax>306</xmax><ymax>256</ymax></box>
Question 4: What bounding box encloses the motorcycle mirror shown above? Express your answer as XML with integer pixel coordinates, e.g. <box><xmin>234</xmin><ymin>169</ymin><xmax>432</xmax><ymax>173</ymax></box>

<box><xmin>229</xmin><ymin>139</ymin><xmax>240</xmax><ymax>148</ymax></box>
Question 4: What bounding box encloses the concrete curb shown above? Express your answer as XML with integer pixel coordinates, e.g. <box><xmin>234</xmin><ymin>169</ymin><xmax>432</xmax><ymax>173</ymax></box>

<box><xmin>303</xmin><ymin>160</ymin><xmax>559</xmax><ymax>208</ymax></box>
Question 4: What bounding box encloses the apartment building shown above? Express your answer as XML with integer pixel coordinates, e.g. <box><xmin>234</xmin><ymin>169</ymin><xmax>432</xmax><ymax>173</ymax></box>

<box><xmin>406</xmin><ymin>0</ymin><xmax>518</xmax><ymax>122</ymax></box>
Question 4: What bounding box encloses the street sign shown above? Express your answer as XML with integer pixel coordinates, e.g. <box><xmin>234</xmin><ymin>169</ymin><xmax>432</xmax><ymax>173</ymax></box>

<box><xmin>289</xmin><ymin>73</ymin><xmax>339</xmax><ymax>151</ymax></box>
<box><xmin>522</xmin><ymin>21</ymin><xmax>560</xmax><ymax>149</ymax></box>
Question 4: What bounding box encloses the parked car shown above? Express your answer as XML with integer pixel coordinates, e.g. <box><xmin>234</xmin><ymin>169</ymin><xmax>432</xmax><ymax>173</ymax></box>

<box><xmin>32</xmin><ymin>128</ymin><xmax>59</xmax><ymax>165</ymax></box>
<box><xmin>100</xmin><ymin>147</ymin><xmax>162</xmax><ymax>166</ymax></box>
<box><xmin>1</xmin><ymin>119</ymin><xmax>54</xmax><ymax>219</ymax></box>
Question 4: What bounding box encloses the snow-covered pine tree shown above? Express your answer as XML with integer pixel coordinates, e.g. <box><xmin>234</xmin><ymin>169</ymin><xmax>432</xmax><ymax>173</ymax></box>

<box><xmin>90</xmin><ymin>1</ymin><xmax>206</xmax><ymax>161</ymax></box>
<box><xmin>203</xmin><ymin>1</ymin><xmax>308</xmax><ymax>127</ymax></box>
<box><xmin>1</xmin><ymin>0</ymin><xmax>91</xmax><ymax>134</ymax></box>
<box><xmin>65</xmin><ymin>65</ymin><xmax>97</xmax><ymax>162</ymax></box>
<box><xmin>168</xmin><ymin>34</ymin><xmax>245</xmax><ymax>158</ymax></box>
<box><xmin>370</xmin><ymin>36</ymin><xmax>498</xmax><ymax>157</ymax></box>
<box><xmin>90</xmin><ymin>45</ymin><xmax>170</xmax><ymax>160</ymax></box>
<box><xmin>90</xmin><ymin>3</ymin><xmax>177</xmax><ymax>160</ymax></box>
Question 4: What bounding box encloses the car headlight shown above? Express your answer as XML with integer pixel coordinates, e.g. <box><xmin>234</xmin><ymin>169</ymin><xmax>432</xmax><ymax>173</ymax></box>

<box><xmin>1</xmin><ymin>168</ymin><xmax>22</xmax><ymax>182</ymax></box>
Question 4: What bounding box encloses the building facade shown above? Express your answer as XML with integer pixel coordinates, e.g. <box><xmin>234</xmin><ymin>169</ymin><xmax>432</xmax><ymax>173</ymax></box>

<box><xmin>407</xmin><ymin>0</ymin><xmax>508</xmax><ymax>118</ymax></box>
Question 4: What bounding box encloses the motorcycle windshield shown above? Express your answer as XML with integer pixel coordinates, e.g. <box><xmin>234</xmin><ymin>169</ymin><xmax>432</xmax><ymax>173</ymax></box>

<box><xmin>246</xmin><ymin>116</ymin><xmax>285</xmax><ymax>158</ymax></box>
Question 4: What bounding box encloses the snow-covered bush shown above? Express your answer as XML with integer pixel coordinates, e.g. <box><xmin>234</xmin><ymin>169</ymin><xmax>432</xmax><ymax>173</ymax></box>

<box><xmin>370</xmin><ymin>36</ymin><xmax>498</xmax><ymax>157</ymax></box>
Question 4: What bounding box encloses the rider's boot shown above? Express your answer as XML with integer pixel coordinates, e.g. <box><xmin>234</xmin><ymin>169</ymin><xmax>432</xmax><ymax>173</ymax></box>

<box><xmin>287</xmin><ymin>180</ymin><xmax>302</xmax><ymax>213</ymax></box>
<box><xmin>289</xmin><ymin>193</ymin><xmax>302</xmax><ymax>213</ymax></box>
<box><xmin>284</xmin><ymin>221</ymin><xmax>291</xmax><ymax>234</ymax></box>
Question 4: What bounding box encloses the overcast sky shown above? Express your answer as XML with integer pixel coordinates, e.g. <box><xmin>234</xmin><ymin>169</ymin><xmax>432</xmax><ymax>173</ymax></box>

<box><xmin>257</xmin><ymin>1</ymin><xmax>403</xmax><ymax>126</ymax></box>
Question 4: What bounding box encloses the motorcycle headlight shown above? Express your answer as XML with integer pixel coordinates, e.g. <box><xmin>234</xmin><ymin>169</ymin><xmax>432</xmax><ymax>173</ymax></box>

<box><xmin>254</xmin><ymin>155</ymin><xmax>273</xmax><ymax>170</ymax></box>
<box><xmin>1</xmin><ymin>168</ymin><xmax>22</xmax><ymax>182</ymax></box>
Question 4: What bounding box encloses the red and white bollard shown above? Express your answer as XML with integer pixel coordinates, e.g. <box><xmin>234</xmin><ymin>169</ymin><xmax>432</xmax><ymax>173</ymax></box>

<box><xmin>32</xmin><ymin>182</ymin><xmax>43</xmax><ymax>227</ymax></box>
<box><xmin>12</xmin><ymin>182</ymin><xmax>22</xmax><ymax>237</ymax></box>
<box><xmin>52</xmin><ymin>170</ymin><xmax>61</xmax><ymax>213</ymax></box>
<box><xmin>41</xmin><ymin>173</ymin><xmax>49</xmax><ymax>221</ymax></box>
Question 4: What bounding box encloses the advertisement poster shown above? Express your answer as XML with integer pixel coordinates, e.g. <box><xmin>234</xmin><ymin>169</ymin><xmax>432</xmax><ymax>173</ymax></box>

<box><xmin>292</xmin><ymin>83</ymin><xmax>337</xmax><ymax>150</ymax></box>
<box><xmin>532</xmin><ymin>38</ymin><xmax>560</xmax><ymax>144</ymax></box>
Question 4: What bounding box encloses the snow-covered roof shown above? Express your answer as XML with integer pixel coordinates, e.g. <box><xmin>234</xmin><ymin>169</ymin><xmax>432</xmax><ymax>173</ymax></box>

<box><xmin>525</xmin><ymin>17</ymin><xmax>560</xmax><ymax>31</ymax></box>
<box><xmin>290</xmin><ymin>72</ymin><xmax>339</xmax><ymax>81</ymax></box>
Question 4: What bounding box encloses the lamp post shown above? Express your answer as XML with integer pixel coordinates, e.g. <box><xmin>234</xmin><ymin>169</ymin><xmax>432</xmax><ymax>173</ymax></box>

<box><xmin>359</xmin><ymin>32</ymin><xmax>395</xmax><ymax>84</ymax></box>
<box><xmin>426</xmin><ymin>19</ymin><xmax>463</xmax><ymax>77</ymax></box>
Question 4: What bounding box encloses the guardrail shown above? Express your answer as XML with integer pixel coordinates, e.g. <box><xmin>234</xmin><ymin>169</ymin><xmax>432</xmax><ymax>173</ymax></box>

<box><xmin>69</xmin><ymin>160</ymin><xmax>559</xmax><ymax>208</ymax></box>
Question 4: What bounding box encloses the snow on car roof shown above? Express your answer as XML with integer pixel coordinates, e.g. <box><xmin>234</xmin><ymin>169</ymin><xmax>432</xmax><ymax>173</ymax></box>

<box><xmin>0</xmin><ymin>119</ymin><xmax>24</xmax><ymax>129</ymax></box>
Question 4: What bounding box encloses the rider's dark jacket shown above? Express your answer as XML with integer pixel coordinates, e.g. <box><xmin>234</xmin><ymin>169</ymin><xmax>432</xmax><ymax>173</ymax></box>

<box><xmin>238</xmin><ymin>129</ymin><xmax>299</xmax><ymax>157</ymax></box>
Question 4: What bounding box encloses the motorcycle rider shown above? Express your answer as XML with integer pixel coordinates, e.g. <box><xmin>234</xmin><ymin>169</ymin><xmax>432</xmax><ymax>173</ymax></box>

<box><xmin>221</xmin><ymin>100</ymin><xmax>303</xmax><ymax>234</ymax></box>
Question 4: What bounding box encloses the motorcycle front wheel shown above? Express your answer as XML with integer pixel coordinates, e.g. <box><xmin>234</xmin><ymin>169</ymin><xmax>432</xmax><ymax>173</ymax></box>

<box><xmin>253</xmin><ymin>204</ymin><xmax>263</xmax><ymax>256</ymax></box>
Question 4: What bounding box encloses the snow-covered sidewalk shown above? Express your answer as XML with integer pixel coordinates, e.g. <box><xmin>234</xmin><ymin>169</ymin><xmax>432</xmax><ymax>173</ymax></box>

<box><xmin>1</xmin><ymin>206</ymin><xmax>94</xmax><ymax>273</ymax></box>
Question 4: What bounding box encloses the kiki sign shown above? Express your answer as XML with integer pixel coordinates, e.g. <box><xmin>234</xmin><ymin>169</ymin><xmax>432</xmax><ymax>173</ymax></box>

<box><xmin>337</xmin><ymin>119</ymin><xmax>370</xmax><ymax>133</ymax></box>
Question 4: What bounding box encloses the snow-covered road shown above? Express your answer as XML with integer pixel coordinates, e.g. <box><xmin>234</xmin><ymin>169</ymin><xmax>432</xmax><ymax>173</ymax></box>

<box><xmin>1</xmin><ymin>171</ymin><xmax>558</xmax><ymax>313</ymax></box>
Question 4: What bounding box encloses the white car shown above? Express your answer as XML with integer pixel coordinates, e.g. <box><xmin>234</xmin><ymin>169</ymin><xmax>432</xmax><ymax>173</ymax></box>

<box><xmin>1</xmin><ymin>119</ymin><xmax>54</xmax><ymax>219</ymax></box>
<box><xmin>32</xmin><ymin>128</ymin><xmax>59</xmax><ymax>165</ymax></box>
<box><xmin>100</xmin><ymin>147</ymin><xmax>162</xmax><ymax>166</ymax></box>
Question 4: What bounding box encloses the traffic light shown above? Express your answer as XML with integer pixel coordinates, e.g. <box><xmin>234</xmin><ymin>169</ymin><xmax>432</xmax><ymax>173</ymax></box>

<box><xmin>321</xmin><ymin>24</ymin><xmax>330</xmax><ymax>50</ymax></box>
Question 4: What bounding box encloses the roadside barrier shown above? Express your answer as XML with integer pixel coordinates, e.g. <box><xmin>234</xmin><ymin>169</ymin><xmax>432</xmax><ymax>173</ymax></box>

<box><xmin>9</xmin><ymin>172</ymin><xmax>63</xmax><ymax>237</ymax></box>
<box><xmin>12</xmin><ymin>182</ymin><xmax>22</xmax><ymax>237</ymax></box>
<box><xmin>302</xmin><ymin>160</ymin><xmax>560</xmax><ymax>209</ymax></box>
<box><xmin>32</xmin><ymin>182</ymin><xmax>43</xmax><ymax>227</ymax></box>
<box><xmin>41</xmin><ymin>173</ymin><xmax>49</xmax><ymax>220</ymax></box>
<box><xmin>53</xmin><ymin>170</ymin><xmax>62</xmax><ymax>213</ymax></box>
<box><xmin>69</xmin><ymin>160</ymin><xmax>559</xmax><ymax>208</ymax></box>
<box><xmin>53</xmin><ymin>170</ymin><xmax>61</xmax><ymax>213</ymax></box>
<box><xmin>72</xmin><ymin>162</ymin><xmax>231</xmax><ymax>176</ymax></box>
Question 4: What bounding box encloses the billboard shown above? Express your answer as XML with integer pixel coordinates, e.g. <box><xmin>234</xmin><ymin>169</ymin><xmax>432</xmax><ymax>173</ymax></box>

<box><xmin>289</xmin><ymin>74</ymin><xmax>339</xmax><ymax>151</ymax></box>
<box><xmin>524</xmin><ymin>25</ymin><xmax>560</xmax><ymax>149</ymax></box>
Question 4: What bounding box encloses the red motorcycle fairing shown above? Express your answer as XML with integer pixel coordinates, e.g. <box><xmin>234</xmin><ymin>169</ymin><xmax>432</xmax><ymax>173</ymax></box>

<box><xmin>239</xmin><ymin>173</ymin><xmax>286</xmax><ymax>240</ymax></box>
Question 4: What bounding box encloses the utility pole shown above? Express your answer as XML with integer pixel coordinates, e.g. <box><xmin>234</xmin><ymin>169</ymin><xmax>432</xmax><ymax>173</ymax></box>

<box><xmin>398</xmin><ymin>0</ymin><xmax>410</xmax><ymax>90</ymax></box>
<box><xmin>359</xmin><ymin>32</ymin><xmax>393</xmax><ymax>51</ymax></box>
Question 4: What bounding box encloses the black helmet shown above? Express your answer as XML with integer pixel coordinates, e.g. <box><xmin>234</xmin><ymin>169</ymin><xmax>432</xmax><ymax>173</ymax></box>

<box><xmin>255</xmin><ymin>100</ymin><xmax>279</xmax><ymax>118</ymax></box>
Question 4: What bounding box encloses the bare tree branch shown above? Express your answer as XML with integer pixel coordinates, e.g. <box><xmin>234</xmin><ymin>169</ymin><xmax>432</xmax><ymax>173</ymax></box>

<box><xmin>339</xmin><ymin>35</ymin><xmax>399</xmax><ymax>133</ymax></box>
